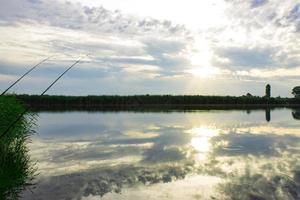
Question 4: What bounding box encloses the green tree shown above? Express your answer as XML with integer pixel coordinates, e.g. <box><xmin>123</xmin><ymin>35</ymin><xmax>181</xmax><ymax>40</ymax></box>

<box><xmin>292</xmin><ymin>86</ymin><xmax>300</xmax><ymax>98</ymax></box>
<box><xmin>265</xmin><ymin>84</ymin><xmax>271</xmax><ymax>98</ymax></box>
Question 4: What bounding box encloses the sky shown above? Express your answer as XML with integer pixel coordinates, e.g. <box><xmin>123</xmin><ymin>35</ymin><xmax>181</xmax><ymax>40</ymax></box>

<box><xmin>0</xmin><ymin>0</ymin><xmax>299</xmax><ymax>96</ymax></box>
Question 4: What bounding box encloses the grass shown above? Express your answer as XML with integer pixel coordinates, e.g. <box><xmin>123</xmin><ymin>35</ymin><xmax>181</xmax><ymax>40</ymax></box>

<box><xmin>0</xmin><ymin>96</ymin><xmax>36</xmax><ymax>200</ymax></box>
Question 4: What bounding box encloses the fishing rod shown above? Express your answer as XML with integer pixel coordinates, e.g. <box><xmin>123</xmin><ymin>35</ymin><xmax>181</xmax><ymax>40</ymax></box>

<box><xmin>1</xmin><ymin>57</ymin><xmax>50</xmax><ymax>96</ymax></box>
<box><xmin>0</xmin><ymin>58</ymin><xmax>82</xmax><ymax>140</ymax></box>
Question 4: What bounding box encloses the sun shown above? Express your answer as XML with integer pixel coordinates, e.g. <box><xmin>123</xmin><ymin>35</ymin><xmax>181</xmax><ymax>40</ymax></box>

<box><xmin>186</xmin><ymin>35</ymin><xmax>220</xmax><ymax>78</ymax></box>
<box><xmin>187</xmin><ymin>66</ymin><xmax>220</xmax><ymax>78</ymax></box>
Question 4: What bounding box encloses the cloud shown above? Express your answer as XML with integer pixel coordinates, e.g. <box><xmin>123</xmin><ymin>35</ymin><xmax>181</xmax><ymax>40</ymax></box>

<box><xmin>208</xmin><ymin>0</ymin><xmax>300</xmax><ymax>79</ymax></box>
<box><xmin>288</xmin><ymin>4</ymin><xmax>300</xmax><ymax>21</ymax></box>
<box><xmin>0</xmin><ymin>0</ymin><xmax>190</xmax><ymax>37</ymax></box>
<box><xmin>213</xmin><ymin>47</ymin><xmax>276</xmax><ymax>69</ymax></box>
<box><xmin>288</xmin><ymin>4</ymin><xmax>300</xmax><ymax>32</ymax></box>
<box><xmin>1</xmin><ymin>0</ymin><xmax>300</xmax><ymax>95</ymax></box>
<box><xmin>211</xmin><ymin>132</ymin><xmax>300</xmax><ymax>156</ymax></box>
<box><xmin>0</xmin><ymin>0</ymin><xmax>193</xmax><ymax>82</ymax></box>
<box><xmin>236</xmin><ymin>67</ymin><xmax>300</xmax><ymax>79</ymax></box>
<box><xmin>251</xmin><ymin>0</ymin><xmax>268</xmax><ymax>8</ymax></box>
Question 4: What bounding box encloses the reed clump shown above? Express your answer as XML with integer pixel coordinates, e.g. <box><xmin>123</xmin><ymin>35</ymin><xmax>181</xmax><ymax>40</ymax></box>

<box><xmin>0</xmin><ymin>96</ymin><xmax>36</xmax><ymax>200</ymax></box>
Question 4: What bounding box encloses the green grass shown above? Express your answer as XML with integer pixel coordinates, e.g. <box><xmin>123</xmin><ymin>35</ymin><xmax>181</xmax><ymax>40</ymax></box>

<box><xmin>0</xmin><ymin>96</ymin><xmax>36</xmax><ymax>200</ymax></box>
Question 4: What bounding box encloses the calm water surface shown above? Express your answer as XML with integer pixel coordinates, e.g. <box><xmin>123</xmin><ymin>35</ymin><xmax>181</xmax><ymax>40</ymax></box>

<box><xmin>21</xmin><ymin>109</ymin><xmax>300</xmax><ymax>200</ymax></box>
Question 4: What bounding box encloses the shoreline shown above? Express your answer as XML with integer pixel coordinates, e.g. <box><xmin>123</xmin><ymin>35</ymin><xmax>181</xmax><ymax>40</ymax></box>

<box><xmin>5</xmin><ymin>94</ymin><xmax>300</xmax><ymax>111</ymax></box>
<box><xmin>26</xmin><ymin>103</ymin><xmax>300</xmax><ymax>112</ymax></box>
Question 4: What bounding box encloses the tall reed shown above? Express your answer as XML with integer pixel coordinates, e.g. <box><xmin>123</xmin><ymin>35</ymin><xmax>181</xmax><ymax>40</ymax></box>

<box><xmin>0</xmin><ymin>96</ymin><xmax>36</xmax><ymax>200</ymax></box>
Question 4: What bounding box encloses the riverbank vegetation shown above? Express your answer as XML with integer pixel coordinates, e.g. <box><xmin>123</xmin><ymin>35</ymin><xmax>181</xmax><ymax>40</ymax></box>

<box><xmin>0</xmin><ymin>96</ymin><xmax>36</xmax><ymax>200</ymax></box>
<box><xmin>7</xmin><ymin>94</ymin><xmax>300</xmax><ymax>110</ymax></box>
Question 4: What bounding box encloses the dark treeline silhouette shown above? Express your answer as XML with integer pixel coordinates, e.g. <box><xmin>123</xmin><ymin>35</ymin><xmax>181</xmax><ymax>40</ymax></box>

<box><xmin>8</xmin><ymin>94</ymin><xmax>300</xmax><ymax>110</ymax></box>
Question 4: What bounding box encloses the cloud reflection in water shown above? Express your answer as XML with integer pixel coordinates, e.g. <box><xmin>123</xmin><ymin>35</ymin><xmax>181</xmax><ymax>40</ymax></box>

<box><xmin>22</xmin><ymin>109</ymin><xmax>300</xmax><ymax>200</ymax></box>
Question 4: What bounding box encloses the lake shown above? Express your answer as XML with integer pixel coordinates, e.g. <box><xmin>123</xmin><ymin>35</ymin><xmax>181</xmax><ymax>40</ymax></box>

<box><xmin>21</xmin><ymin>108</ymin><xmax>300</xmax><ymax>200</ymax></box>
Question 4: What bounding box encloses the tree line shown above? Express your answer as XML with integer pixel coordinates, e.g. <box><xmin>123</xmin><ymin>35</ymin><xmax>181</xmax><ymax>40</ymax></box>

<box><xmin>7</xmin><ymin>94</ymin><xmax>300</xmax><ymax>110</ymax></box>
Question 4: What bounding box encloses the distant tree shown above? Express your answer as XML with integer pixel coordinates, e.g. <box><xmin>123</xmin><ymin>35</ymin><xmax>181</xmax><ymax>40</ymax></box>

<box><xmin>265</xmin><ymin>84</ymin><xmax>271</xmax><ymax>98</ymax></box>
<box><xmin>292</xmin><ymin>86</ymin><xmax>300</xmax><ymax>98</ymax></box>
<box><xmin>246</xmin><ymin>93</ymin><xmax>252</xmax><ymax>97</ymax></box>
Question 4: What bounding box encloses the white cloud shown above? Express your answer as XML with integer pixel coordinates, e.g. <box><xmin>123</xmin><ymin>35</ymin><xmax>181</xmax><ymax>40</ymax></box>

<box><xmin>0</xmin><ymin>0</ymin><xmax>300</xmax><ymax>96</ymax></box>
<box><xmin>237</xmin><ymin>67</ymin><xmax>300</xmax><ymax>79</ymax></box>
<box><xmin>62</xmin><ymin>0</ymin><xmax>229</xmax><ymax>30</ymax></box>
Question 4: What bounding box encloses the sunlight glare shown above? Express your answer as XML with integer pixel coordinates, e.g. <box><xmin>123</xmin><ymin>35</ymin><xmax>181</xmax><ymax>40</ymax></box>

<box><xmin>187</xmin><ymin>127</ymin><xmax>220</xmax><ymax>161</ymax></box>
<box><xmin>187</xmin><ymin>35</ymin><xmax>220</xmax><ymax>78</ymax></box>
<box><xmin>187</xmin><ymin>67</ymin><xmax>220</xmax><ymax>78</ymax></box>
<box><xmin>190</xmin><ymin>36</ymin><xmax>212</xmax><ymax>66</ymax></box>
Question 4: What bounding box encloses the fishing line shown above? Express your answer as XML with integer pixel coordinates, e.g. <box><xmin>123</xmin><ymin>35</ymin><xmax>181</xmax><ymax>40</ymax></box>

<box><xmin>0</xmin><ymin>57</ymin><xmax>82</xmax><ymax>139</ymax></box>
<box><xmin>1</xmin><ymin>57</ymin><xmax>50</xmax><ymax>96</ymax></box>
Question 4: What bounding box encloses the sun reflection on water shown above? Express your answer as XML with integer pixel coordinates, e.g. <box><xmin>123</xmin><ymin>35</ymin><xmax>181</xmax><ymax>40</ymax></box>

<box><xmin>187</xmin><ymin>127</ymin><xmax>220</xmax><ymax>160</ymax></box>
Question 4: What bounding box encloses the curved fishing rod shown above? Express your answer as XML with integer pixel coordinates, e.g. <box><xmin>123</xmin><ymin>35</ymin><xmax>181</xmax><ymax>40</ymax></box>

<box><xmin>1</xmin><ymin>57</ymin><xmax>50</xmax><ymax>96</ymax></box>
<box><xmin>41</xmin><ymin>58</ymin><xmax>81</xmax><ymax>95</ymax></box>
<box><xmin>0</xmin><ymin>58</ymin><xmax>82</xmax><ymax>140</ymax></box>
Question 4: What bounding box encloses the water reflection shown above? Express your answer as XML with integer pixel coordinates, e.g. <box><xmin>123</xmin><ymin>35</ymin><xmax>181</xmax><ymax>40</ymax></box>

<box><xmin>21</xmin><ymin>109</ymin><xmax>300</xmax><ymax>200</ymax></box>
<box><xmin>292</xmin><ymin>109</ymin><xmax>300</xmax><ymax>120</ymax></box>
<box><xmin>188</xmin><ymin>127</ymin><xmax>219</xmax><ymax>161</ymax></box>
<box><xmin>265</xmin><ymin>108</ymin><xmax>271</xmax><ymax>122</ymax></box>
